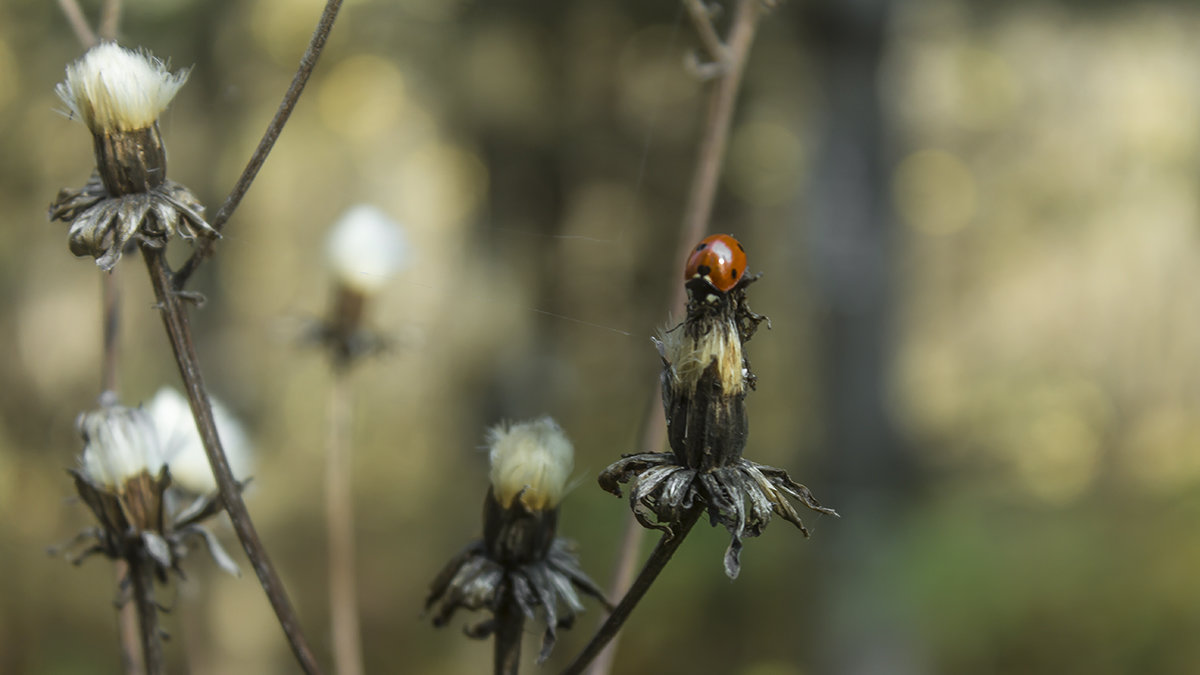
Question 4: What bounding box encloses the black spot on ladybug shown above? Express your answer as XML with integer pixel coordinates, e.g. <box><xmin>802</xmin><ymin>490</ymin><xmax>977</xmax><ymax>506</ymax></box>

<box><xmin>697</xmin><ymin>264</ymin><xmax>712</xmax><ymax>276</ymax></box>
<box><xmin>696</xmin><ymin>243</ymin><xmax>707</xmax><ymax>251</ymax></box>
<box><xmin>735</xmin><ymin>241</ymin><xmax>744</xmax><ymax>252</ymax></box>
<box><xmin>731</xmin><ymin>268</ymin><xmax>739</xmax><ymax>279</ymax></box>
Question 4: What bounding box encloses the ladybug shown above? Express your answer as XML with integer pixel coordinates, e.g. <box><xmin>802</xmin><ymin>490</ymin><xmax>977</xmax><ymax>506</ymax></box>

<box><xmin>684</xmin><ymin>233</ymin><xmax>746</xmax><ymax>292</ymax></box>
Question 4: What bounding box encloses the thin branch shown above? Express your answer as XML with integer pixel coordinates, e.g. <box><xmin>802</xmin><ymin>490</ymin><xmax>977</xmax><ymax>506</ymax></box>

<box><xmin>584</xmin><ymin>410</ymin><xmax>664</xmax><ymax>675</ymax></box>
<box><xmin>560</xmin><ymin>508</ymin><xmax>702</xmax><ymax>675</ymax></box>
<box><xmin>141</xmin><ymin>246</ymin><xmax>325</xmax><ymax>675</ymax></box>
<box><xmin>115</xmin><ymin>560</ymin><xmax>144</xmax><ymax>675</ymax></box>
<box><xmin>683</xmin><ymin>0</ymin><xmax>729</xmax><ymax>65</ymax></box>
<box><xmin>327</xmin><ymin>370</ymin><xmax>364</xmax><ymax>675</ymax></box>
<box><xmin>583</xmin><ymin>3</ymin><xmax>766</xmax><ymax>673</ymax></box>
<box><xmin>173</xmin><ymin>0</ymin><xmax>344</xmax><ymax>288</ymax></box>
<box><xmin>672</xmin><ymin>0</ymin><xmax>763</xmax><ymax>312</ymax></box>
<box><xmin>57</xmin><ymin>0</ymin><xmax>97</xmax><ymax>48</ymax></box>
<box><xmin>127</xmin><ymin>552</ymin><xmax>163</xmax><ymax>675</ymax></box>
<box><xmin>99</xmin><ymin>0</ymin><xmax>122</xmax><ymax>42</ymax></box>
<box><xmin>101</xmin><ymin>273</ymin><xmax>120</xmax><ymax>393</ymax></box>
<box><xmin>494</xmin><ymin>596</ymin><xmax>525</xmax><ymax>675</ymax></box>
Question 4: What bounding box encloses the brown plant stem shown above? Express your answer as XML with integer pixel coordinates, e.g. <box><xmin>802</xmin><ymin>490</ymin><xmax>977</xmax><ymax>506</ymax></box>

<box><xmin>98</xmin><ymin>0</ymin><xmax>121</xmax><ymax>41</ymax></box>
<box><xmin>560</xmin><ymin>507</ymin><xmax>702</xmax><ymax>675</ymax></box>
<box><xmin>672</xmin><ymin>0</ymin><xmax>763</xmax><ymax>312</ymax></box>
<box><xmin>127</xmin><ymin>552</ymin><xmax>163</xmax><ymax>675</ymax></box>
<box><xmin>585</xmin><ymin>408</ymin><xmax>664</xmax><ymax>675</ymax></box>
<box><xmin>141</xmin><ymin>245</ymin><xmax>324</xmax><ymax>675</ymax></box>
<box><xmin>584</xmin><ymin>3</ymin><xmax>765</xmax><ymax>674</ymax></box>
<box><xmin>101</xmin><ymin>273</ymin><xmax>120</xmax><ymax>393</ymax></box>
<box><xmin>57</xmin><ymin>0</ymin><xmax>97</xmax><ymax>47</ymax></box>
<box><xmin>494</xmin><ymin>595</ymin><xmax>525</xmax><ymax>675</ymax></box>
<box><xmin>101</xmin><ymin>271</ymin><xmax>143</xmax><ymax>675</ymax></box>
<box><xmin>114</xmin><ymin>560</ymin><xmax>145</xmax><ymax>675</ymax></box>
<box><xmin>173</xmin><ymin>0</ymin><xmax>344</xmax><ymax>288</ymax></box>
<box><xmin>327</xmin><ymin>369</ymin><xmax>364</xmax><ymax>675</ymax></box>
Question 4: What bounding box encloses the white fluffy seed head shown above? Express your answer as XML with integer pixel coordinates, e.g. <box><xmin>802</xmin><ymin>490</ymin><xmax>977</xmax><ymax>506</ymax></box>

<box><xmin>56</xmin><ymin>42</ymin><xmax>190</xmax><ymax>133</ymax></box>
<box><xmin>660</xmin><ymin>317</ymin><xmax>745</xmax><ymax>395</ymax></box>
<box><xmin>488</xmin><ymin>417</ymin><xmax>574</xmax><ymax>511</ymax></box>
<box><xmin>78</xmin><ymin>404</ymin><xmax>164</xmax><ymax>488</ymax></box>
<box><xmin>147</xmin><ymin>387</ymin><xmax>252</xmax><ymax>495</ymax></box>
<box><xmin>326</xmin><ymin>204</ymin><xmax>409</xmax><ymax>294</ymax></box>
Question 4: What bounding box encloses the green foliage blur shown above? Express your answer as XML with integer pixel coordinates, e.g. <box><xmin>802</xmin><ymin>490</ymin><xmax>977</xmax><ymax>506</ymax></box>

<box><xmin>1</xmin><ymin>0</ymin><xmax>1199</xmax><ymax>673</ymax></box>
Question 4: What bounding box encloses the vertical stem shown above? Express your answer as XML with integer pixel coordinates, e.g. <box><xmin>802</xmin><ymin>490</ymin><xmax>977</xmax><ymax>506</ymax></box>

<box><xmin>141</xmin><ymin>246</ymin><xmax>324</xmax><ymax>675</ymax></box>
<box><xmin>586</xmin><ymin>3</ymin><xmax>765</xmax><ymax>674</ymax></box>
<box><xmin>115</xmin><ymin>561</ymin><xmax>145</xmax><ymax>675</ymax></box>
<box><xmin>101</xmin><ymin>273</ymin><xmax>120</xmax><ymax>394</ymax></box>
<box><xmin>560</xmin><ymin>507</ymin><xmax>701</xmax><ymax>675</ymax></box>
<box><xmin>100</xmin><ymin>273</ymin><xmax>143</xmax><ymax>675</ymax></box>
<box><xmin>56</xmin><ymin>0</ymin><xmax>97</xmax><ymax>47</ymax></box>
<box><xmin>493</xmin><ymin>595</ymin><xmax>525</xmax><ymax>675</ymax></box>
<box><xmin>327</xmin><ymin>369</ymin><xmax>364</xmax><ymax>675</ymax></box>
<box><xmin>98</xmin><ymin>0</ymin><xmax>121</xmax><ymax>41</ymax></box>
<box><xmin>671</xmin><ymin>0</ymin><xmax>763</xmax><ymax>313</ymax></box>
<box><xmin>127</xmin><ymin>553</ymin><xmax>163</xmax><ymax>675</ymax></box>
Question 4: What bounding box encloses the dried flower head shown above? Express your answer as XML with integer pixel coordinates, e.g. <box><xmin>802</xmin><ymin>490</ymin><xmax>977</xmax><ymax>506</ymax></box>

<box><xmin>49</xmin><ymin>43</ymin><xmax>215</xmax><ymax>270</ymax></box>
<box><xmin>488</xmin><ymin>417</ymin><xmax>574</xmax><ymax>512</ymax></box>
<box><xmin>426</xmin><ymin>418</ymin><xmax>609</xmax><ymax>662</ymax></box>
<box><xmin>57</xmin><ymin>42</ymin><xmax>190</xmax><ymax>136</ymax></box>
<box><xmin>599</xmin><ymin>235</ymin><xmax>836</xmax><ymax>579</ymax></box>
<box><xmin>58</xmin><ymin>395</ymin><xmax>240</xmax><ymax>579</ymax></box>
<box><xmin>316</xmin><ymin>205</ymin><xmax>409</xmax><ymax>364</ymax></box>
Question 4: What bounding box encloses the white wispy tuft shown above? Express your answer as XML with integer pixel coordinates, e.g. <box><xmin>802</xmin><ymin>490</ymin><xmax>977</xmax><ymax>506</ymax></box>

<box><xmin>147</xmin><ymin>387</ymin><xmax>252</xmax><ymax>495</ymax></box>
<box><xmin>78</xmin><ymin>404</ymin><xmax>164</xmax><ymax>488</ymax></box>
<box><xmin>488</xmin><ymin>417</ymin><xmax>574</xmax><ymax>511</ymax></box>
<box><xmin>326</xmin><ymin>204</ymin><xmax>409</xmax><ymax>294</ymax></box>
<box><xmin>56</xmin><ymin>42</ymin><xmax>190</xmax><ymax>133</ymax></box>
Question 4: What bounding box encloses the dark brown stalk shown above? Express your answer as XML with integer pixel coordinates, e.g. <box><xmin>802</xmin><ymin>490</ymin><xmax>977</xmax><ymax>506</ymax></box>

<box><xmin>327</xmin><ymin>370</ymin><xmax>364</xmax><ymax>675</ymax></box>
<box><xmin>141</xmin><ymin>246</ymin><xmax>324</xmax><ymax>675</ymax></box>
<box><xmin>584</xmin><ymin>3</ymin><xmax>765</xmax><ymax>674</ymax></box>
<box><xmin>560</xmin><ymin>507</ymin><xmax>702</xmax><ymax>675</ymax></box>
<box><xmin>127</xmin><ymin>552</ymin><xmax>163</xmax><ymax>675</ymax></box>
<box><xmin>173</xmin><ymin>0</ymin><xmax>344</xmax><ymax>288</ymax></box>
<box><xmin>494</xmin><ymin>595</ymin><xmax>525</xmax><ymax>675</ymax></box>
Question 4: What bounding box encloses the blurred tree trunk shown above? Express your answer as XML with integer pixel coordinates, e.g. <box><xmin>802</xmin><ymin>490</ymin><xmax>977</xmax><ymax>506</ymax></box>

<box><xmin>800</xmin><ymin>1</ymin><xmax>927</xmax><ymax>673</ymax></box>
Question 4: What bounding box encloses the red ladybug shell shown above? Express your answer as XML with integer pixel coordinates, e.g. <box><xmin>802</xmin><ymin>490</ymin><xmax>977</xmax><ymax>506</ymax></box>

<box><xmin>684</xmin><ymin>234</ymin><xmax>746</xmax><ymax>292</ymax></box>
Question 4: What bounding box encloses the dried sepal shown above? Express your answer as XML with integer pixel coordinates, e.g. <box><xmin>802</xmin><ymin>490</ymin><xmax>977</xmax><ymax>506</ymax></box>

<box><xmin>424</xmin><ymin>538</ymin><xmax>610</xmax><ymax>663</ymax></box>
<box><xmin>49</xmin><ymin>175</ymin><xmax>216</xmax><ymax>270</ymax></box>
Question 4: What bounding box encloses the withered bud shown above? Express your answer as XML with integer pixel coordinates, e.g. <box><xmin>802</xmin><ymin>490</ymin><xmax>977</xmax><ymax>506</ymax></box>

<box><xmin>56</xmin><ymin>43</ymin><xmax>189</xmax><ymax>196</ymax></box>
<box><xmin>426</xmin><ymin>418</ymin><xmax>608</xmax><ymax>661</ymax></box>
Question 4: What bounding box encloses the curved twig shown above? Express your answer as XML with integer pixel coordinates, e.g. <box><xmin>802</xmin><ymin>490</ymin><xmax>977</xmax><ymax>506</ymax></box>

<box><xmin>173</xmin><ymin>0</ymin><xmax>344</xmax><ymax>288</ymax></box>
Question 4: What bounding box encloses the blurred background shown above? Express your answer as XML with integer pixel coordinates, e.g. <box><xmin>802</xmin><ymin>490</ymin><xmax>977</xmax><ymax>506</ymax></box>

<box><xmin>2</xmin><ymin>0</ymin><xmax>1199</xmax><ymax>673</ymax></box>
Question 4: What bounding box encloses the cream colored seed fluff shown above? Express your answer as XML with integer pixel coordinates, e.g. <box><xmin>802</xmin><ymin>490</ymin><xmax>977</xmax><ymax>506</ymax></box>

<box><xmin>326</xmin><ymin>204</ymin><xmax>409</xmax><ymax>295</ymax></box>
<box><xmin>147</xmin><ymin>387</ymin><xmax>252</xmax><ymax>495</ymax></box>
<box><xmin>79</xmin><ymin>405</ymin><xmax>164</xmax><ymax>488</ymax></box>
<box><xmin>488</xmin><ymin>417</ymin><xmax>574</xmax><ymax>511</ymax></box>
<box><xmin>57</xmin><ymin>43</ymin><xmax>190</xmax><ymax>133</ymax></box>
<box><xmin>661</xmin><ymin>318</ymin><xmax>745</xmax><ymax>396</ymax></box>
